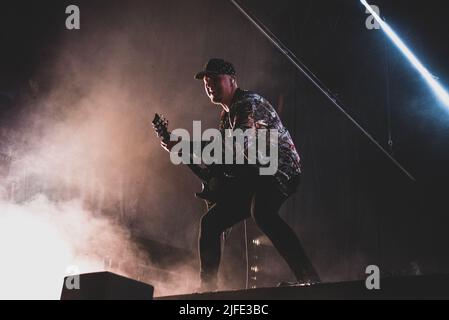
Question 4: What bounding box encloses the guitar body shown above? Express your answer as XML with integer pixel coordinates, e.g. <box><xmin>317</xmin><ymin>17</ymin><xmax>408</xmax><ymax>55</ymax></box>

<box><xmin>196</xmin><ymin>175</ymin><xmax>233</xmax><ymax>209</ymax></box>
<box><xmin>197</xmin><ymin>182</ymin><xmax>216</xmax><ymax>211</ymax></box>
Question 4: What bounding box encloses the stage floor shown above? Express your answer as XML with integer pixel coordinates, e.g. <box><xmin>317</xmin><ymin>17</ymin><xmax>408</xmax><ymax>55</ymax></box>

<box><xmin>156</xmin><ymin>275</ymin><xmax>449</xmax><ymax>300</ymax></box>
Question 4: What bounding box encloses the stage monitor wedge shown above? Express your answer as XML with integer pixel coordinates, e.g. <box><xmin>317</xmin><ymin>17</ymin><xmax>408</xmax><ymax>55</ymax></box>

<box><xmin>60</xmin><ymin>271</ymin><xmax>154</xmax><ymax>300</ymax></box>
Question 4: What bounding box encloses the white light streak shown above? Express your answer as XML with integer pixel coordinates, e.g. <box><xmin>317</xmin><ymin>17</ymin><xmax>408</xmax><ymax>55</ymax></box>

<box><xmin>361</xmin><ymin>0</ymin><xmax>449</xmax><ymax>108</ymax></box>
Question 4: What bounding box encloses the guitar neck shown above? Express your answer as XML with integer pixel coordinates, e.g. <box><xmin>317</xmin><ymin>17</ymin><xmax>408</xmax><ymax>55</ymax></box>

<box><xmin>164</xmin><ymin>131</ymin><xmax>210</xmax><ymax>182</ymax></box>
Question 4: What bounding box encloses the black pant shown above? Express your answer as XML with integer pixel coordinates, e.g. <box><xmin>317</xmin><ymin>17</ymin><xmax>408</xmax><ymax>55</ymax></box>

<box><xmin>198</xmin><ymin>176</ymin><xmax>319</xmax><ymax>288</ymax></box>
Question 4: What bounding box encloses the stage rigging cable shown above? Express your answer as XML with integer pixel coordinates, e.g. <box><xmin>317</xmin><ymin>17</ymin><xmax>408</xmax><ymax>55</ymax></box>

<box><xmin>229</xmin><ymin>0</ymin><xmax>415</xmax><ymax>182</ymax></box>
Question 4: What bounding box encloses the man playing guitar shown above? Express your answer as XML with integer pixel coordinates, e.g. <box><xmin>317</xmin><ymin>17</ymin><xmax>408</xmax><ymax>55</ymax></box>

<box><xmin>159</xmin><ymin>58</ymin><xmax>320</xmax><ymax>291</ymax></box>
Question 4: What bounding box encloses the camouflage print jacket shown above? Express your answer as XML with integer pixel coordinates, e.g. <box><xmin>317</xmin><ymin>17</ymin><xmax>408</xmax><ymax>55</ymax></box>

<box><xmin>219</xmin><ymin>88</ymin><xmax>301</xmax><ymax>197</ymax></box>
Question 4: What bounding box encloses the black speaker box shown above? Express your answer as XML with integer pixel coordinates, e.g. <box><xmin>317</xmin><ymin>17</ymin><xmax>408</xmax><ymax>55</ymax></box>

<box><xmin>60</xmin><ymin>271</ymin><xmax>154</xmax><ymax>300</ymax></box>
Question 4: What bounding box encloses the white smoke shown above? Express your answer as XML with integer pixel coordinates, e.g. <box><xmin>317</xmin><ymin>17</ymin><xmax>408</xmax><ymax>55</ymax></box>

<box><xmin>0</xmin><ymin>194</ymin><xmax>148</xmax><ymax>300</ymax></box>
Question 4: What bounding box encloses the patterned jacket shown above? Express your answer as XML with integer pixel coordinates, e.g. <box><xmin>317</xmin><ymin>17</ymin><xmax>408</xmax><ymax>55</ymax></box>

<box><xmin>219</xmin><ymin>88</ymin><xmax>301</xmax><ymax>196</ymax></box>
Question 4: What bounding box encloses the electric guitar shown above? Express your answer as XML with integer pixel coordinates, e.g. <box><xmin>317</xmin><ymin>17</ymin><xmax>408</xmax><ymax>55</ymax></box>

<box><xmin>152</xmin><ymin>113</ymin><xmax>233</xmax><ymax>209</ymax></box>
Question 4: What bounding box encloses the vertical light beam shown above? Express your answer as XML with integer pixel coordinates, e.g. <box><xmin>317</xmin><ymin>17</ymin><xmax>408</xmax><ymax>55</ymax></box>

<box><xmin>361</xmin><ymin>0</ymin><xmax>449</xmax><ymax>108</ymax></box>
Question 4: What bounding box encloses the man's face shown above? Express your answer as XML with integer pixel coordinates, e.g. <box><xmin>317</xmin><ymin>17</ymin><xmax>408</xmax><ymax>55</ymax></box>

<box><xmin>203</xmin><ymin>74</ymin><xmax>234</xmax><ymax>104</ymax></box>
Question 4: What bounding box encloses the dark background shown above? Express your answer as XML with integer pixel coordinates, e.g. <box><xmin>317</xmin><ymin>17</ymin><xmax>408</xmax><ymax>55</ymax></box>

<box><xmin>1</xmin><ymin>0</ymin><xmax>448</xmax><ymax>288</ymax></box>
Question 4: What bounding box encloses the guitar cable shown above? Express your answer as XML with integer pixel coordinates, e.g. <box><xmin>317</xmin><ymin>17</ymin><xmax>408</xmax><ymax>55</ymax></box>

<box><xmin>244</xmin><ymin>219</ymin><xmax>249</xmax><ymax>290</ymax></box>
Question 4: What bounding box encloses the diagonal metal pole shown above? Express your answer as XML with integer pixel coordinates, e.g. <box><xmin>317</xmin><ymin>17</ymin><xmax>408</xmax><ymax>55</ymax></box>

<box><xmin>229</xmin><ymin>0</ymin><xmax>416</xmax><ymax>182</ymax></box>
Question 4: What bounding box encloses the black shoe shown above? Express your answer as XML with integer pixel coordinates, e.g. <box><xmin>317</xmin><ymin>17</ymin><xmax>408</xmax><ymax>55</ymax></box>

<box><xmin>196</xmin><ymin>281</ymin><xmax>218</xmax><ymax>293</ymax></box>
<box><xmin>277</xmin><ymin>279</ymin><xmax>320</xmax><ymax>287</ymax></box>
<box><xmin>277</xmin><ymin>281</ymin><xmax>297</xmax><ymax>287</ymax></box>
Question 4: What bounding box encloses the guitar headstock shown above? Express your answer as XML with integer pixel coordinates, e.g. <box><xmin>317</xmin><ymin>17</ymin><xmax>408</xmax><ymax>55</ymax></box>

<box><xmin>152</xmin><ymin>113</ymin><xmax>170</xmax><ymax>142</ymax></box>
